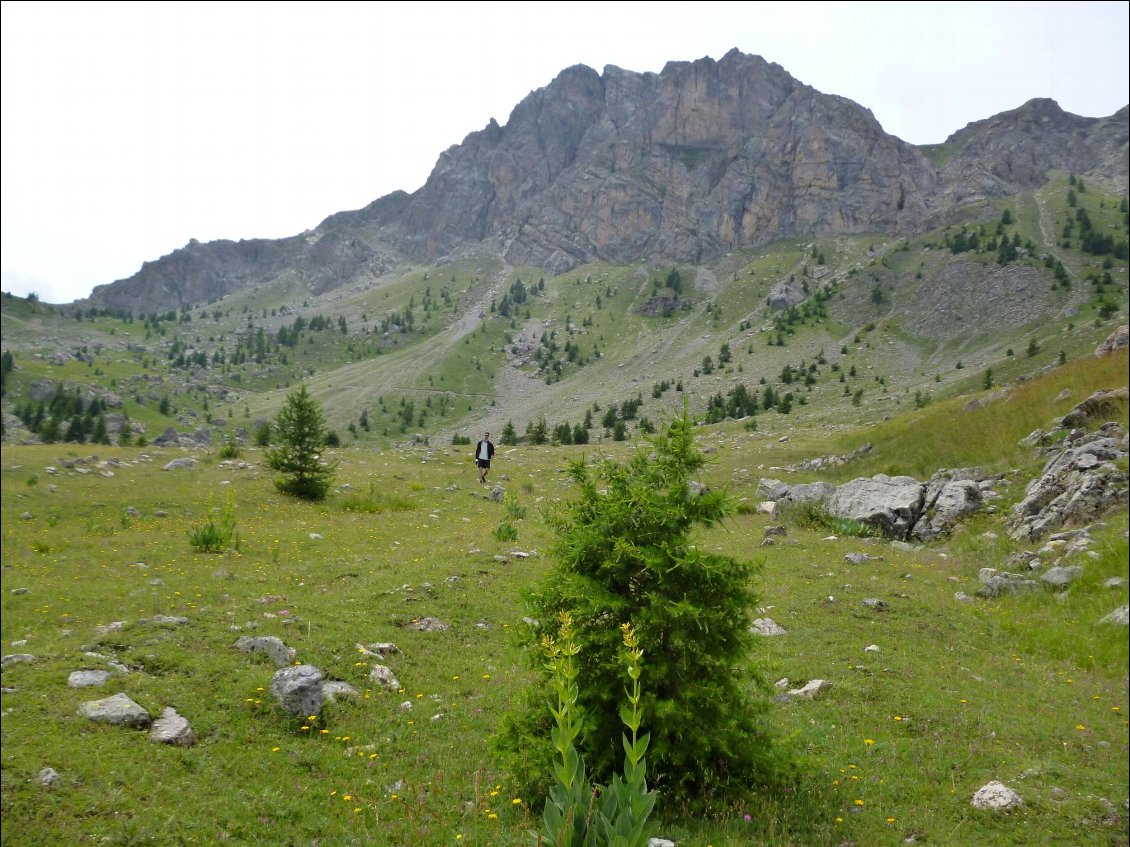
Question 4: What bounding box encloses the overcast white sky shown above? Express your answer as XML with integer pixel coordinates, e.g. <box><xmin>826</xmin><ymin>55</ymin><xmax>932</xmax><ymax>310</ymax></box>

<box><xmin>2</xmin><ymin>1</ymin><xmax>1127</xmax><ymax>304</ymax></box>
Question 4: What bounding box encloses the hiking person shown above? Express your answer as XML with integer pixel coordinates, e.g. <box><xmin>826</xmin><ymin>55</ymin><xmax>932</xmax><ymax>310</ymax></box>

<box><xmin>475</xmin><ymin>431</ymin><xmax>495</xmax><ymax>484</ymax></box>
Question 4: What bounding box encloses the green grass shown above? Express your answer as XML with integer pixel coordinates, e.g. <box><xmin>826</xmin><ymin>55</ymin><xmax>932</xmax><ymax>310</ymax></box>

<box><xmin>3</xmin><ymin>350</ymin><xmax>1127</xmax><ymax>846</ymax></box>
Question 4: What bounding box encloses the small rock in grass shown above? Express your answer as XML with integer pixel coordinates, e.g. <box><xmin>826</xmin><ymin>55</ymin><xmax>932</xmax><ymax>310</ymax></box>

<box><xmin>971</xmin><ymin>781</ymin><xmax>1023</xmax><ymax>810</ymax></box>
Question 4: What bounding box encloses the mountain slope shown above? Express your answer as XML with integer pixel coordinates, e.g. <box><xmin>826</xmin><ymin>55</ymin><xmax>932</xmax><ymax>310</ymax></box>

<box><xmin>81</xmin><ymin>50</ymin><xmax>1127</xmax><ymax>316</ymax></box>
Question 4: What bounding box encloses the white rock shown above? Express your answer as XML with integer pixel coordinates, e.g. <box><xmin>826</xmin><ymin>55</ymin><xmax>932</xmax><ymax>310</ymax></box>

<box><xmin>971</xmin><ymin>780</ymin><xmax>1023</xmax><ymax>810</ymax></box>
<box><xmin>751</xmin><ymin>618</ymin><xmax>787</xmax><ymax>636</ymax></box>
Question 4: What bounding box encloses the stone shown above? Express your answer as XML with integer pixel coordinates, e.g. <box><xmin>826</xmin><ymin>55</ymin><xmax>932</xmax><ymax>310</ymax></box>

<box><xmin>763</xmin><ymin>525</ymin><xmax>786</xmax><ymax>538</ymax></box>
<box><xmin>1010</xmin><ymin>429</ymin><xmax>1128</xmax><ymax>541</ymax></box>
<box><xmin>647</xmin><ymin>839</ymin><xmax>677</xmax><ymax>847</ymax></box>
<box><xmin>978</xmin><ymin>574</ymin><xmax>1039</xmax><ymax>598</ymax></box>
<box><xmin>146</xmin><ymin>615</ymin><xmax>190</xmax><ymax>626</ymax></box>
<box><xmin>78</xmin><ymin>693</ymin><xmax>150</xmax><ymax>727</ymax></box>
<box><xmin>784</xmin><ymin>679</ymin><xmax>832</xmax><ymax>700</ymax></box>
<box><xmin>68</xmin><ymin>670</ymin><xmax>113</xmax><ymax>688</ymax></box>
<box><xmin>161</xmin><ymin>458</ymin><xmax>198</xmax><ymax>470</ymax></box>
<box><xmin>408</xmin><ymin>616</ymin><xmax>450</xmax><ymax>632</ymax></box>
<box><xmin>37</xmin><ymin>767</ymin><xmax>60</xmax><ymax>787</ymax></box>
<box><xmin>1041</xmin><ymin>565</ymin><xmax>1083</xmax><ymax>590</ymax></box>
<box><xmin>369</xmin><ymin>664</ymin><xmax>401</xmax><ymax>691</ymax></box>
<box><xmin>757</xmin><ymin>478</ymin><xmax>791</xmax><ymax>500</ymax></box>
<box><xmin>1094</xmin><ymin>326</ymin><xmax>1129</xmax><ymax>357</ymax></box>
<box><xmin>971</xmin><ymin>780</ymin><xmax>1023</xmax><ymax>810</ymax></box>
<box><xmin>1103</xmin><ymin>577</ymin><xmax>1127</xmax><ymax>590</ymax></box>
<box><xmin>357</xmin><ymin>642</ymin><xmax>400</xmax><ymax>657</ymax></box>
<box><xmin>1098</xmin><ymin>605</ymin><xmax>1128</xmax><ymax>626</ymax></box>
<box><xmin>913</xmin><ymin>478</ymin><xmax>982</xmax><ymax>541</ymax></box>
<box><xmin>10</xmin><ymin>588</ymin><xmax>30</xmax><ymax>596</ymax></box>
<box><xmin>1</xmin><ymin>653</ymin><xmax>36</xmax><ymax>669</ymax></box>
<box><xmin>827</xmin><ymin>475</ymin><xmax>925</xmax><ymax>539</ymax></box>
<box><xmin>234</xmin><ymin>635</ymin><xmax>296</xmax><ymax>668</ymax></box>
<box><xmin>270</xmin><ymin>665</ymin><xmax>324</xmax><ymax>717</ymax></box>
<box><xmin>323</xmin><ymin>681</ymin><xmax>361</xmax><ymax>702</ymax></box>
<box><xmin>488</xmin><ymin>486</ymin><xmax>505</xmax><ymax>502</ymax></box>
<box><xmin>845</xmin><ymin>553</ymin><xmax>876</xmax><ymax>565</ymax></box>
<box><xmin>149</xmin><ymin>707</ymin><xmax>195</xmax><ymax>746</ymax></box>
<box><xmin>862</xmin><ymin>598</ymin><xmax>888</xmax><ymax>610</ymax></box>
<box><xmin>751</xmin><ymin>618</ymin><xmax>786</xmax><ymax>636</ymax></box>
<box><xmin>954</xmin><ymin>592</ymin><xmax>974</xmax><ymax>603</ymax></box>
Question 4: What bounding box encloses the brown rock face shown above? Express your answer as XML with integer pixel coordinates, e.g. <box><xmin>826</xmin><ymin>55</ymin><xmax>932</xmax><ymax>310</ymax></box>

<box><xmin>373</xmin><ymin>50</ymin><xmax>937</xmax><ymax>270</ymax></box>
<box><xmin>938</xmin><ymin>99</ymin><xmax>1129</xmax><ymax>201</ymax></box>
<box><xmin>84</xmin><ymin>50</ymin><xmax>1127</xmax><ymax>313</ymax></box>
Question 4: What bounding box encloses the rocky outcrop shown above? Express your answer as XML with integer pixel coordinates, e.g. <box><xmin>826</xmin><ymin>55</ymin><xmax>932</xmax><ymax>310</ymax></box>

<box><xmin>826</xmin><ymin>475</ymin><xmax>926</xmax><ymax>539</ymax></box>
<box><xmin>1095</xmin><ymin>325</ymin><xmax>1129</xmax><ymax>357</ymax></box>
<box><xmin>1010</xmin><ymin>423</ymin><xmax>1128</xmax><ymax>541</ymax></box>
<box><xmin>764</xmin><ymin>467</ymin><xmax>999</xmax><ymax>540</ymax></box>
<box><xmin>939</xmin><ymin>99</ymin><xmax>1128</xmax><ymax>202</ymax></box>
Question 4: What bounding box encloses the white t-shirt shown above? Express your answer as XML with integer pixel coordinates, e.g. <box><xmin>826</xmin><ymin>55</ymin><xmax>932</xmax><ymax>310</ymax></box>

<box><xmin>477</xmin><ymin>441</ymin><xmax>491</xmax><ymax>461</ymax></box>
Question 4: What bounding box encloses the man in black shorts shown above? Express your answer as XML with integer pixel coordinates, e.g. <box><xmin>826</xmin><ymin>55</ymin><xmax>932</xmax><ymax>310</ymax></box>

<box><xmin>475</xmin><ymin>431</ymin><xmax>495</xmax><ymax>484</ymax></box>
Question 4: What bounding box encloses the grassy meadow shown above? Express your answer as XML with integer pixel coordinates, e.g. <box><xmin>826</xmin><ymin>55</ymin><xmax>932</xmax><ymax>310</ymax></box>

<box><xmin>2</xmin><ymin>351</ymin><xmax>1128</xmax><ymax>847</ymax></box>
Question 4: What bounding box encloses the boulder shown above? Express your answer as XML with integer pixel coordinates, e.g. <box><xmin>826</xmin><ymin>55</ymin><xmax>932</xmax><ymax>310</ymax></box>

<box><xmin>751</xmin><ymin>618</ymin><xmax>787</xmax><ymax>636</ymax></box>
<box><xmin>827</xmin><ymin>475</ymin><xmax>924</xmax><ymax>539</ymax></box>
<box><xmin>78</xmin><ymin>693</ymin><xmax>150</xmax><ymax>728</ymax></box>
<box><xmin>1098</xmin><ymin>605</ymin><xmax>1128</xmax><ymax>626</ymax></box>
<box><xmin>1094</xmin><ymin>325</ymin><xmax>1128</xmax><ymax>357</ymax></box>
<box><xmin>768</xmin><ymin>278</ymin><xmax>807</xmax><ymax>311</ymax></box>
<box><xmin>369</xmin><ymin>665</ymin><xmax>401</xmax><ymax>691</ymax></box>
<box><xmin>786</xmin><ymin>481</ymin><xmax>837</xmax><ymax>506</ymax></box>
<box><xmin>756</xmin><ymin>478</ymin><xmax>791</xmax><ymax>500</ymax></box>
<box><xmin>914</xmin><ymin>478</ymin><xmax>982</xmax><ymax>541</ymax></box>
<box><xmin>149</xmin><ymin>707</ymin><xmax>195</xmax><ymax>746</ymax></box>
<box><xmin>1059</xmin><ymin>388</ymin><xmax>1128</xmax><ymax>429</ymax></box>
<box><xmin>68</xmin><ymin>670</ymin><xmax>113</xmax><ymax>688</ymax></box>
<box><xmin>234</xmin><ymin>635</ymin><xmax>296</xmax><ymax>668</ymax></box>
<box><xmin>270</xmin><ymin>665</ymin><xmax>324</xmax><ymax>717</ymax></box>
<box><xmin>1010</xmin><ymin>429</ymin><xmax>1128</xmax><ymax>541</ymax></box>
<box><xmin>1040</xmin><ymin>565</ymin><xmax>1083</xmax><ymax>590</ymax></box>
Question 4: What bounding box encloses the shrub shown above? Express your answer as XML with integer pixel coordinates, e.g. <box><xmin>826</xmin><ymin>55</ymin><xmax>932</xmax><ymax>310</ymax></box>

<box><xmin>219</xmin><ymin>438</ymin><xmax>241</xmax><ymax>460</ymax></box>
<box><xmin>500</xmin><ymin>401</ymin><xmax>778</xmax><ymax>802</ymax></box>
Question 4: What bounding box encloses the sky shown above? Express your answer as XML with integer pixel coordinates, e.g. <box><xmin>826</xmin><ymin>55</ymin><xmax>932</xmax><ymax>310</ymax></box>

<box><xmin>2</xmin><ymin>1</ymin><xmax>1127</xmax><ymax>305</ymax></box>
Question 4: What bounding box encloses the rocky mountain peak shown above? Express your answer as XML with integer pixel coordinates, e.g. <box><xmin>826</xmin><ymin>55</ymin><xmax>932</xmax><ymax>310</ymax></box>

<box><xmin>83</xmin><ymin>50</ymin><xmax>1128</xmax><ymax>313</ymax></box>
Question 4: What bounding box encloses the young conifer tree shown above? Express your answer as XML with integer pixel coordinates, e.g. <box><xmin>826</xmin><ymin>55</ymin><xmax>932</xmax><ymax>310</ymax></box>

<box><xmin>265</xmin><ymin>384</ymin><xmax>336</xmax><ymax>500</ymax></box>
<box><xmin>503</xmin><ymin>400</ymin><xmax>777</xmax><ymax>800</ymax></box>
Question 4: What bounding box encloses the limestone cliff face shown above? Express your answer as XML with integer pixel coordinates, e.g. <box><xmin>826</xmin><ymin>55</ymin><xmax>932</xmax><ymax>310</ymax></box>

<box><xmin>370</xmin><ymin>50</ymin><xmax>936</xmax><ymax>271</ymax></box>
<box><xmin>85</xmin><ymin>50</ymin><xmax>1128</xmax><ymax>313</ymax></box>
<box><xmin>937</xmin><ymin>98</ymin><xmax>1129</xmax><ymax>201</ymax></box>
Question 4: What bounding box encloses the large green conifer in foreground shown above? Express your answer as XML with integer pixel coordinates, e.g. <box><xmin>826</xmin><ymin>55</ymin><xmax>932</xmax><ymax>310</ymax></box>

<box><xmin>502</xmin><ymin>401</ymin><xmax>777</xmax><ymax>801</ymax></box>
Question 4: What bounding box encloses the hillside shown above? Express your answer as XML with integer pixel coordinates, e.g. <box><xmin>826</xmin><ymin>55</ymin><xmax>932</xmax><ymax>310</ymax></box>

<box><xmin>2</xmin><ymin>172</ymin><xmax>1127</xmax><ymax>450</ymax></box>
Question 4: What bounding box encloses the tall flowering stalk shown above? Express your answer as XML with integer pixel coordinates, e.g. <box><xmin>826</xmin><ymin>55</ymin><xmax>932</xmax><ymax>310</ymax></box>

<box><xmin>537</xmin><ymin>616</ymin><xmax>656</xmax><ymax>847</ymax></box>
<box><xmin>539</xmin><ymin>613</ymin><xmax>596</xmax><ymax>847</ymax></box>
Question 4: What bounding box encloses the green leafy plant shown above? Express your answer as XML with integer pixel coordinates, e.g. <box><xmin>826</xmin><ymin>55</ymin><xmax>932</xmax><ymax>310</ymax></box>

<box><xmin>219</xmin><ymin>438</ymin><xmax>242</xmax><ymax>459</ymax></box>
<box><xmin>187</xmin><ymin>498</ymin><xmax>239</xmax><ymax>553</ymax></box>
<box><xmin>786</xmin><ymin>501</ymin><xmax>880</xmax><ymax>538</ymax></box>
<box><xmin>537</xmin><ymin>614</ymin><xmax>656</xmax><ymax>847</ymax></box>
<box><xmin>494</xmin><ymin>519</ymin><xmax>519</xmax><ymax>542</ymax></box>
